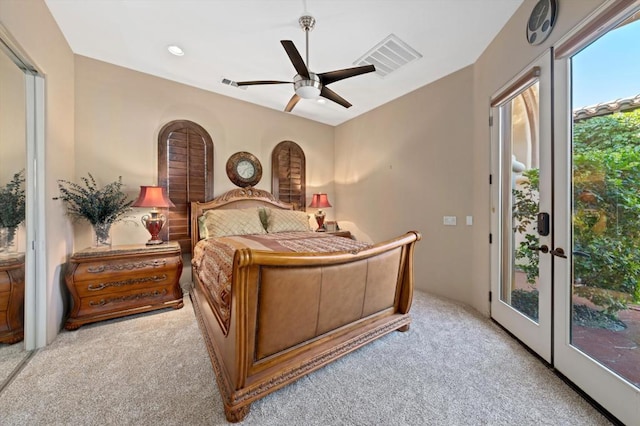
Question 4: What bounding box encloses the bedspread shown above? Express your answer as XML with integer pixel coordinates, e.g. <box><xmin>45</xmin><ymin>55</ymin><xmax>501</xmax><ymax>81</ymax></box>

<box><xmin>192</xmin><ymin>232</ymin><xmax>371</xmax><ymax>333</ymax></box>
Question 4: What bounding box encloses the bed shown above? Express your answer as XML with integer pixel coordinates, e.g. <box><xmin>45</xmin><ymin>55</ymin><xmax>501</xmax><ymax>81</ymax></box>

<box><xmin>189</xmin><ymin>187</ymin><xmax>421</xmax><ymax>422</ymax></box>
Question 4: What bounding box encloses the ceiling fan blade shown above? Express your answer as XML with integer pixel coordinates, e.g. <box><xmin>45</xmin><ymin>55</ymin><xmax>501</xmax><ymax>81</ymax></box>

<box><xmin>318</xmin><ymin>65</ymin><xmax>376</xmax><ymax>86</ymax></box>
<box><xmin>320</xmin><ymin>86</ymin><xmax>352</xmax><ymax>109</ymax></box>
<box><xmin>236</xmin><ymin>80</ymin><xmax>291</xmax><ymax>86</ymax></box>
<box><xmin>281</xmin><ymin>40</ymin><xmax>309</xmax><ymax>79</ymax></box>
<box><xmin>284</xmin><ymin>94</ymin><xmax>301</xmax><ymax>112</ymax></box>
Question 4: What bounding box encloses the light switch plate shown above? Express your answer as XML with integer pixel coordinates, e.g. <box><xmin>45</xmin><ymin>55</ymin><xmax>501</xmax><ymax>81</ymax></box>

<box><xmin>443</xmin><ymin>216</ymin><xmax>457</xmax><ymax>226</ymax></box>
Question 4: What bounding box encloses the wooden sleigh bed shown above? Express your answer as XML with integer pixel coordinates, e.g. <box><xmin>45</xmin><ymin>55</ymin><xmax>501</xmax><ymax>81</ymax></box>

<box><xmin>189</xmin><ymin>187</ymin><xmax>421</xmax><ymax>422</ymax></box>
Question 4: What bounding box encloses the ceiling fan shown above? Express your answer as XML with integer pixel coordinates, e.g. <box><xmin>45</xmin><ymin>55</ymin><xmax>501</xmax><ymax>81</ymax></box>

<box><xmin>236</xmin><ymin>15</ymin><xmax>376</xmax><ymax>112</ymax></box>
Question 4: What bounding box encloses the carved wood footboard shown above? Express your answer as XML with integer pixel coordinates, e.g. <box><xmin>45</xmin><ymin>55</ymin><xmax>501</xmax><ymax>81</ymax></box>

<box><xmin>190</xmin><ymin>229</ymin><xmax>421</xmax><ymax>422</ymax></box>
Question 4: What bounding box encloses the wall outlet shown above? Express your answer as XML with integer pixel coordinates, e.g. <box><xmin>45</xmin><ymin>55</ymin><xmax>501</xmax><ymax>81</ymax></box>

<box><xmin>466</xmin><ymin>216</ymin><xmax>473</xmax><ymax>226</ymax></box>
<box><xmin>443</xmin><ymin>216</ymin><xmax>457</xmax><ymax>226</ymax></box>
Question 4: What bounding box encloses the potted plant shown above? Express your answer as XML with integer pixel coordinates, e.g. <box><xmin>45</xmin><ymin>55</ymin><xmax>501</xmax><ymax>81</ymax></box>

<box><xmin>54</xmin><ymin>173</ymin><xmax>133</xmax><ymax>247</ymax></box>
<box><xmin>0</xmin><ymin>170</ymin><xmax>26</xmax><ymax>252</ymax></box>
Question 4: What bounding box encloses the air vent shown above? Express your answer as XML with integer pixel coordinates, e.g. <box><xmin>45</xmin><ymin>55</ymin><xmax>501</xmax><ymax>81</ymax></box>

<box><xmin>354</xmin><ymin>34</ymin><xmax>422</xmax><ymax>78</ymax></box>
<box><xmin>221</xmin><ymin>78</ymin><xmax>247</xmax><ymax>90</ymax></box>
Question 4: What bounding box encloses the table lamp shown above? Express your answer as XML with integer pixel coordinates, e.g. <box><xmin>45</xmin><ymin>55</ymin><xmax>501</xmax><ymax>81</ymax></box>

<box><xmin>132</xmin><ymin>186</ymin><xmax>175</xmax><ymax>245</ymax></box>
<box><xmin>308</xmin><ymin>193</ymin><xmax>332</xmax><ymax>231</ymax></box>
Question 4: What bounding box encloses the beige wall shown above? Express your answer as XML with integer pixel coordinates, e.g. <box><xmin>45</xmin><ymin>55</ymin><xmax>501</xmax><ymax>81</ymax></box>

<box><xmin>74</xmin><ymin>56</ymin><xmax>335</xmax><ymax>248</ymax></box>
<box><xmin>0</xmin><ymin>0</ymin><xmax>75</xmax><ymax>343</ymax></box>
<box><xmin>0</xmin><ymin>47</ymin><xmax>26</xmax><ymax>183</ymax></box>
<box><xmin>335</xmin><ymin>66</ymin><xmax>474</xmax><ymax>301</ymax></box>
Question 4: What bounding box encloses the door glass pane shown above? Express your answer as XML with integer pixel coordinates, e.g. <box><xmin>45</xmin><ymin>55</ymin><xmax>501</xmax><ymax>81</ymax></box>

<box><xmin>500</xmin><ymin>82</ymin><xmax>541</xmax><ymax>322</ymax></box>
<box><xmin>571</xmin><ymin>17</ymin><xmax>640</xmax><ymax>388</ymax></box>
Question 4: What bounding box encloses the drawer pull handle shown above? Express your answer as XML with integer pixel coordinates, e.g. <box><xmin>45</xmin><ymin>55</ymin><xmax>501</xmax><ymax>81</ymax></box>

<box><xmin>89</xmin><ymin>289</ymin><xmax>168</xmax><ymax>307</ymax></box>
<box><xmin>87</xmin><ymin>259</ymin><xmax>168</xmax><ymax>273</ymax></box>
<box><xmin>87</xmin><ymin>274</ymin><xmax>168</xmax><ymax>291</ymax></box>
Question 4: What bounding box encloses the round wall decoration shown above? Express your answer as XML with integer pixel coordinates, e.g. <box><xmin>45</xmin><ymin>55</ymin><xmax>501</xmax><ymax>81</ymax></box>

<box><xmin>526</xmin><ymin>0</ymin><xmax>558</xmax><ymax>46</ymax></box>
<box><xmin>226</xmin><ymin>151</ymin><xmax>262</xmax><ymax>188</ymax></box>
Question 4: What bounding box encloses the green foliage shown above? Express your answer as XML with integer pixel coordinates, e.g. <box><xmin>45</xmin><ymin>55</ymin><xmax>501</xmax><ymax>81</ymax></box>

<box><xmin>573</xmin><ymin>109</ymin><xmax>640</xmax><ymax>152</ymax></box>
<box><xmin>513</xmin><ymin>109</ymin><xmax>640</xmax><ymax>316</ymax></box>
<box><xmin>0</xmin><ymin>170</ymin><xmax>26</xmax><ymax>229</ymax></box>
<box><xmin>511</xmin><ymin>289</ymin><xmax>539</xmax><ymax>321</ymax></box>
<box><xmin>572</xmin><ymin>110</ymin><xmax>640</xmax><ymax>313</ymax></box>
<box><xmin>513</xmin><ymin>168</ymin><xmax>540</xmax><ymax>285</ymax></box>
<box><xmin>54</xmin><ymin>173</ymin><xmax>133</xmax><ymax>225</ymax></box>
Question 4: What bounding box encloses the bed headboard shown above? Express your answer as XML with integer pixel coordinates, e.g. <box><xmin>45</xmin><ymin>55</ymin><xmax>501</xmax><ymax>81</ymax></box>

<box><xmin>190</xmin><ymin>187</ymin><xmax>294</xmax><ymax>254</ymax></box>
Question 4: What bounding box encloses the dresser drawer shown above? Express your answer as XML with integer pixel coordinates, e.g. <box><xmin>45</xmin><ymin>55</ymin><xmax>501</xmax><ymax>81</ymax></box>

<box><xmin>0</xmin><ymin>293</ymin><xmax>9</xmax><ymax>311</ymax></box>
<box><xmin>0</xmin><ymin>271</ymin><xmax>10</xmax><ymax>293</ymax></box>
<box><xmin>72</xmin><ymin>255</ymin><xmax>181</xmax><ymax>283</ymax></box>
<box><xmin>76</xmin><ymin>284</ymin><xmax>175</xmax><ymax>316</ymax></box>
<box><xmin>0</xmin><ymin>311</ymin><xmax>9</xmax><ymax>332</ymax></box>
<box><xmin>73</xmin><ymin>268</ymin><xmax>180</xmax><ymax>298</ymax></box>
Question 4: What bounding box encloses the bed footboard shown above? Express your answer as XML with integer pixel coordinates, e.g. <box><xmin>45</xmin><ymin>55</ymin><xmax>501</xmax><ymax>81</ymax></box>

<box><xmin>191</xmin><ymin>231</ymin><xmax>421</xmax><ymax>422</ymax></box>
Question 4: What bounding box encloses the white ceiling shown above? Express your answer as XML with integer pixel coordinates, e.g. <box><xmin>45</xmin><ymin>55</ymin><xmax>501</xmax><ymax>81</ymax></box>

<box><xmin>44</xmin><ymin>0</ymin><xmax>524</xmax><ymax>126</ymax></box>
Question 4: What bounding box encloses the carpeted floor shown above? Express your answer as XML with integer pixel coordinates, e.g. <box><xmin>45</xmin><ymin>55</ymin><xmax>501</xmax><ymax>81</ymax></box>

<box><xmin>0</xmin><ymin>342</ymin><xmax>29</xmax><ymax>390</ymax></box>
<box><xmin>0</xmin><ymin>290</ymin><xmax>612</xmax><ymax>425</ymax></box>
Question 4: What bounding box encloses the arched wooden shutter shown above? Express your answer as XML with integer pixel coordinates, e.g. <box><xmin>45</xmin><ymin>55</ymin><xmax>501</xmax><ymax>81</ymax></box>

<box><xmin>158</xmin><ymin>120</ymin><xmax>214</xmax><ymax>254</ymax></box>
<box><xmin>271</xmin><ymin>141</ymin><xmax>305</xmax><ymax>211</ymax></box>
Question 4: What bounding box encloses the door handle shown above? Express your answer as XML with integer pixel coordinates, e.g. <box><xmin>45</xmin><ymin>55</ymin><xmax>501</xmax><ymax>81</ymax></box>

<box><xmin>551</xmin><ymin>247</ymin><xmax>567</xmax><ymax>258</ymax></box>
<box><xmin>528</xmin><ymin>245</ymin><xmax>549</xmax><ymax>253</ymax></box>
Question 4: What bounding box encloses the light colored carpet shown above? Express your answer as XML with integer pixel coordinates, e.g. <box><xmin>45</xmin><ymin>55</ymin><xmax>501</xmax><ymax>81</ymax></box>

<box><xmin>0</xmin><ymin>291</ymin><xmax>612</xmax><ymax>425</ymax></box>
<box><xmin>0</xmin><ymin>342</ymin><xmax>28</xmax><ymax>390</ymax></box>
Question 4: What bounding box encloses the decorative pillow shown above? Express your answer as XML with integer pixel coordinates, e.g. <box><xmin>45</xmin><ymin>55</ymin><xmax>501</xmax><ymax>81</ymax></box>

<box><xmin>266</xmin><ymin>208</ymin><xmax>311</xmax><ymax>233</ymax></box>
<box><xmin>198</xmin><ymin>215</ymin><xmax>208</xmax><ymax>239</ymax></box>
<box><xmin>201</xmin><ymin>208</ymin><xmax>267</xmax><ymax>238</ymax></box>
<box><xmin>258</xmin><ymin>207</ymin><xmax>269</xmax><ymax>231</ymax></box>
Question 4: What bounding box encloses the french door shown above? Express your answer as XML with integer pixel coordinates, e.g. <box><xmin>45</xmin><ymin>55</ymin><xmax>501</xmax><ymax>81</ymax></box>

<box><xmin>491</xmin><ymin>3</ymin><xmax>640</xmax><ymax>423</ymax></box>
<box><xmin>490</xmin><ymin>50</ymin><xmax>553</xmax><ymax>363</ymax></box>
<box><xmin>552</xmin><ymin>4</ymin><xmax>640</xmax><ymax>424</ymax></box>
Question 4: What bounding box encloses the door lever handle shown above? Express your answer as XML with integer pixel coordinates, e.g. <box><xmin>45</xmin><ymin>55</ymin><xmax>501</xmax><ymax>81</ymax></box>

<box><xmin>551</xmin><ymin>247</ymin><xmax>567</xmax><ymax>258</ymax></box>
<box><xmin>528</xmin><ymin>245</ymin><xmax>549</xmax><ymax>253</ymax></box>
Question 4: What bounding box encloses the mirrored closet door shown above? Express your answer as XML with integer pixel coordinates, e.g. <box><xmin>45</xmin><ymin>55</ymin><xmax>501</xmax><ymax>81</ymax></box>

<box><xmin>0</xmin><ymin>26</ymin><xmax>35</xmax><ymax>388</ymax></box>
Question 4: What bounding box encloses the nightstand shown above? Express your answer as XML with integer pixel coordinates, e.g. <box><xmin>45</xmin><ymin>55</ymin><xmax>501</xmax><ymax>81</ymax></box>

<box><xmin>0</xmin><ymin>253</ymin><xmax>25</xmax><ymax>344</ymax></box>
<box><xmin>64</xmin><ymin>241</ymin><xmax>183</xmax><ymax>330</ymax></box>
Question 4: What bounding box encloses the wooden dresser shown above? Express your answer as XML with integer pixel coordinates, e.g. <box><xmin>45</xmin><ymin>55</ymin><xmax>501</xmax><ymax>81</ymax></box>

<box><xmin>64</xmin><ymin>242</ymin><xmax>183</xmax><ymax>330</ymax></box>
<box><xmin>0</xmin><ymin>253</ymin><xmax>25</xmax><ymax>344</ymax></box>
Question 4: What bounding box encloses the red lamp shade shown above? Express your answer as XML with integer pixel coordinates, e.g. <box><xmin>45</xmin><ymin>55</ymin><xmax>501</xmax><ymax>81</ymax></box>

<box><xmin>308</xmin><ymin>193</ymin><xmax>332</xmax><ymax>209</ymax></box>
<box><xmin>132</xmin><ymin>186</ymin><xmax>175</xmax><ymax>245</ymax></box>
<box><xmin>132</xmin><ymin>186</ymin><xmax>175</xmax><ymax>208</ymax></box>
<box><xmin>308</xmin><ymin>193</ymin><xmax>332</xmax><ymax>231</ymax></box>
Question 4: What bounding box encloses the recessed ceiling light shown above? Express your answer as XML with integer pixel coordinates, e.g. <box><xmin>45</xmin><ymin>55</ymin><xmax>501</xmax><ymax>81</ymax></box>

<box><xmin>167</xmin><ymin>45</ymin><xmax>184</xmax><ymax>56</ymax></box>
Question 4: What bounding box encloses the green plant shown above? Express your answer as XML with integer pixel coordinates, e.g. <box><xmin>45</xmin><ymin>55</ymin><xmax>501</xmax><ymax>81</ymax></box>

<box><xmin>512</xmin><ymin>109</ymin><xmax>640</xmax><ymax>317</ymax></box>
<box><xmin>54</xmin><ymin>173</ymin><xmax>133</xmax><ymax>225</ymax></box>
<box><xmin>0</xmin><ymin>170</ymin><xmax>26</xmax><ymax>229</ymax></box>
<box><xmin>513</xmin><ymin>168</ymin><xmax>540</xmax><ymax>285</ymax></box>
<box><xmin>511</xmin><ymin>289</ymin><xmax>539</xmax><ymax>321</ymax></box>
<box><xmin>572</xmin><ymin>110</ymin><xmax>640</xmax><ymax>314</ymax></box>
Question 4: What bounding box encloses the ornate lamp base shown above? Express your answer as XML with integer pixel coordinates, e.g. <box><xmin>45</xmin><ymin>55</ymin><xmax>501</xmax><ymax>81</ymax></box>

<box><xmin>314</xmin><ymin>211</ymin><xmax>326</xmax><ymax>232</ymax></box>
<box><xmin>141</xmin><ymin>211</ymin><xmax>166</xmax><ymax>245</ymax></box>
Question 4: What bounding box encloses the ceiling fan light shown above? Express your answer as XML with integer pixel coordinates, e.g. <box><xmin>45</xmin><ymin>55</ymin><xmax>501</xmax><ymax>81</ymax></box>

<box><xmin>296</xmin><ymin>85</ymin><xmax>321</xmax><ymax>99</ymax></box>
<box><xmin>294</xmin><ymin>73</ymin><xmax>321</xmax><ymax>99</ymax></box>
